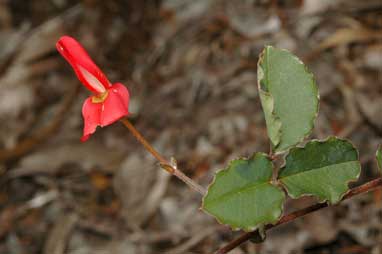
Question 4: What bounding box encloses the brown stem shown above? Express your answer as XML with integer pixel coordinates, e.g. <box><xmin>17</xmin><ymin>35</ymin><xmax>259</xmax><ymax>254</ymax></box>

<box><xmin>216</xmin><ymin>177</ymin><xmax>382</xmax><ymax>254</ymax></box>
<box><xmin>120</xmin><ymin>118</ymin><xmax>206</xmax><ymax>195</ymax></box>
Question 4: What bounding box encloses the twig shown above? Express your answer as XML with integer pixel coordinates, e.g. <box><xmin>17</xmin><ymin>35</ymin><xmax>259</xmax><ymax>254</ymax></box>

<box><xmin>43</xmin><ymin>213</ymin><xmax>78</xmax><ymax>254</ymax></box>
<box><xmin>120</xmin><ymin>118</ymin><xmax>206</xmax><ymax>195</ymax></box>
<box><xmin>216</xmin><ymin>177</ymin><xmax>382</xmax><ymax>254</ymax></box>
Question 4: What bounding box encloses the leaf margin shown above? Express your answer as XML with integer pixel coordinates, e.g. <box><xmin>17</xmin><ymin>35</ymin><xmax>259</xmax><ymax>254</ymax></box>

<box><xmin>201</xmin><ymin>152</ymin><xmax>286</xmax><ymax>232</ymax></box>
<box><xmin>257</xmin><ymin>45</ymin><xmax>320</xmax><ymax>154</ymax></box>
<box><xmin>376</xmin><ymin>145</ymin><xmax>382</xmax><ymax>174</ymax></box>
<box><xmin>278</xmin><ymin>136</ymin><xmax>361</xmax><ymax>204</ymax></box>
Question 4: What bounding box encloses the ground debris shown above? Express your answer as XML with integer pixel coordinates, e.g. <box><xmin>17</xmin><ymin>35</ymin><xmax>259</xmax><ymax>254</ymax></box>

<box><xmin>0</xmin><ymin>0</ymin><xmax>381</xmax><ymax>253</ymax></box>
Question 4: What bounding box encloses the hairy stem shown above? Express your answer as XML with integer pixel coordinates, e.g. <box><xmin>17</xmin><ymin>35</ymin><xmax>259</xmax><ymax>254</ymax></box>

<box><xmin>120</xmin><ymin>118</ymin><xmax>206</xmax><ymax>195</ymax></box>
<box><xmin>216</xmin><ymin>177</ymin><xmax>382</xmax><ymax>254</ymax></box>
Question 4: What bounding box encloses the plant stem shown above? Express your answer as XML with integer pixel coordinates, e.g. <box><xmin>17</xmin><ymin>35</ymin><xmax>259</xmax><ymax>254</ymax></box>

<box><xmin>216</xmin><ymin>177</ymin><xmax>382</xmax><ymax>254</ymax></box>
<box><xmin>120</xmin><ymin>117</ymin><xmax>206</xmax><ymax>195</ymax></box>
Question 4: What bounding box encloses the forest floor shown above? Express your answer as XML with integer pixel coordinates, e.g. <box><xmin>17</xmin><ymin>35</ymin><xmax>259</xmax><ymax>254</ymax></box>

<box><xmin>0</xmin><ymin>0</ymin><xmax>381</xmax><ymax>253</ymax></box>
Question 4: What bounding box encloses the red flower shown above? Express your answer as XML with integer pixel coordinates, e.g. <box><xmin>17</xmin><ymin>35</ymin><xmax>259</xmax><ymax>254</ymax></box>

<box><xmin>56</xmin><ymin>36</ymin><xmax>130</xmax><ymax>141</ymax></box>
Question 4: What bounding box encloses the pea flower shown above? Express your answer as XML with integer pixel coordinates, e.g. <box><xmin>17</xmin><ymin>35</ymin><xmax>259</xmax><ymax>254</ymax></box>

<box><xmin>56</xmin><ymin>36</ymin><xmax>130</xmax><ymax>141</ymax></box>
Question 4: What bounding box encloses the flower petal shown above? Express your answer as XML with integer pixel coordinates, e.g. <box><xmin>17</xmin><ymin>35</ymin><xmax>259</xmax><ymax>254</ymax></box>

<box><xmin>100</xmin><ymin>83</ymin><xmax>130</xmax><ymax>126</ymax></box>
<box><xmin>82</xmin><ymin>97</ymin><xmax>102</xmax><ymax>141</ymax></box>
<box><xmin>56</xmin><ymin>36</ymin><xmax>111</xmax><ymax>94</ymax></box>
<box><xmin>112</xmin><ymin>83</ymin><xmax>130</xmax><ymax>110</ymax></box>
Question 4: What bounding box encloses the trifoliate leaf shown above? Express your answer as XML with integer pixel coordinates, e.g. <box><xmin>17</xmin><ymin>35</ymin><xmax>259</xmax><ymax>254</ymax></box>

<box><xmin>279</xmin><ymin>137</ymin><xmax>361</xmax><ymax>204</ymax></box>
<box><xmin>202</xmin><ymin>153</ymin><xmax>285</xmax><ymax>231</ymax></box>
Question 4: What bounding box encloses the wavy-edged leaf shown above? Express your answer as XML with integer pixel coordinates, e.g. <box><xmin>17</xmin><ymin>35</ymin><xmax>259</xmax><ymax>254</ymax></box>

<box><xmin>202</xmin><ymin>153</ymin><xmax>285</xmax><ymax>231</ymax></box>
<box><xmin>258</xmin><ymin>46</ymin><xmax>319</xmax><ymax>153</ymax></box>
<box><xmin>279</xmin><ymin>137</ymin><xmax>361</xmax><ymax>204</ymax></box>
<box><xmin>376</xmin><ymin>145</ymin><xmax>382</xmax><ymax>174</ymax></box>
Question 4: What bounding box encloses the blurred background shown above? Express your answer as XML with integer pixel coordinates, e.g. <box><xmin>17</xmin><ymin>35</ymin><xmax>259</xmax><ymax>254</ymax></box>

<box><xmin>0</xmin><ymin>0</ymin><xmax>381</xmax><ymax>253</ymax></box>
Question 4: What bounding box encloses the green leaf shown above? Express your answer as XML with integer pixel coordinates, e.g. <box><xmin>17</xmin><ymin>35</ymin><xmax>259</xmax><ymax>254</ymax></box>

<box><xmin>202</xmin><ymin>153</ymin><xmax>285</xmax><ymax>231</ymax></box>
<box><xmin>258</xmin><ymin>46</ymin><xmax>319</xmax><ymax>153</ymax></box>
<box><xmin>279</xmin><ymin>137</ymin><xmax>361</xmax><ymax>204</ymax></box>
<box><xmin>376</xmin><ymin>145</ymin><xmax>382</xmax><ymax>174</ymax></box>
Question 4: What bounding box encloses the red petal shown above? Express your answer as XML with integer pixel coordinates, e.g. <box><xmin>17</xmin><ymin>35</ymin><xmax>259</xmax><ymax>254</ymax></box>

<box><xmin>100</xmin><ymin>83</ymin><xmax>130</xmax><ymax>126</ymax></box>
<box><xmin>81</xmin><ymin>97</ymin><xmax>102</xmax><ymax>141</ymax></box>
<box><xmin>56</xmin><ymin>36</ymin><xmax>111</xmax><ymax>94</ymax></box>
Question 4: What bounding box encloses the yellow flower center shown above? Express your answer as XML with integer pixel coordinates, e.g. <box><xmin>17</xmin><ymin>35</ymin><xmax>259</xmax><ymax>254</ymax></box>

<box><xmin>91</xmin><ymin>90</ymin><xmax>109</xmax><ymax>103</ymax></box>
